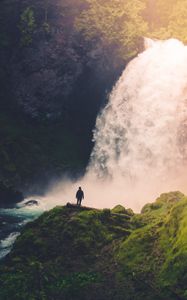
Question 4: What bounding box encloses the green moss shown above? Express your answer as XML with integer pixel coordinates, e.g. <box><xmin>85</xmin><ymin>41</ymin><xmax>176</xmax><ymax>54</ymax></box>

<box><xmin>112</xmin><ymin>205</ymin><xmax>126</xmax><ymax>214</ymax></box>
<box><xmin>116</xmin><ymin>194</ymin><xmax>187</xmax><ymax>299</ymax></box>
<box><xmin>157</xmin><ymin>198</ymin><xmax>187</xmax><ymax>296</ymax></box>
<box><xmin>19</xmin><ymin>7</ymin><xmax>36</xmax><ymax>46</ymax></box>
<box><xmin>0</xmin><ymin>193</ymin><xmax>187</xmax><ymax>299</ymax></box>
<box><xmin>156</xmin><ymin>191</ymin><xmax>185</xmax><ymax>204</ymax></box>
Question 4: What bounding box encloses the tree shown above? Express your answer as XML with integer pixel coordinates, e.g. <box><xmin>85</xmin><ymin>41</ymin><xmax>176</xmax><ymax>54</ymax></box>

<box><xmin>75</xmin><ymin>0</ymin><xmax>148</xmax><ymax>59</ymax></box>
<box><xmin>146</xmin><ymin>0</ymin><xmax>187</xmax><ymax>43</ymax></box>
<box><xmin>19</xmin><ymin>7</ymin><xmax>36</xmax><ymax>46</ymax></box>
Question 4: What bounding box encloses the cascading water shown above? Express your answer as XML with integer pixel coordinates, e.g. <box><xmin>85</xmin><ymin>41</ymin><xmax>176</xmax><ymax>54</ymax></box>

<box><xmin>2</xmin><ymin>38</ymin><xmax>187</xmax><ymax>260</ymax></box>
<box><xmin>34</xmin><ymin>38</ymin><xmax>187</xmax><ymax>212</ymax></box>
<box><xmin>84</xmin><ymin>38</ymin><xmax>187</xmax><ymax>205</ymax></box>
<box><xmin>89</xmin><ymin>38</ymin><xmax>187</xmax><ymax>182</ymax></box>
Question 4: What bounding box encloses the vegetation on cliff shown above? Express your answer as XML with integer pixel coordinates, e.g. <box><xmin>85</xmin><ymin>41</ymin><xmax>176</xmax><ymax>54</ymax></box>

<box><xmin>0</xmin><ymin>192</ymin><xmax>187</xmax><ymax>299</ymax></box>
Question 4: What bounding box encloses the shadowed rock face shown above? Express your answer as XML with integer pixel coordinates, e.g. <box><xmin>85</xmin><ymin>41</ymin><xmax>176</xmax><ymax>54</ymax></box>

<box><xmin>0</xmin><ymin>192</ymin><xmax>187</xmax><ymax>300</ymax></box>
<box><xmin>0</xmin><ymin>0</ymin><xmax>125</xmax><ymax>194</ymax></box>
<box><xmin>0</xmin><ymin>0</ymin><xmax>124</xmax><ymax>120</ymax></box>
<box><xmin>0</xmin><ymin>182</ymin><xmax>23</xmax><ymax>208</ymax></box>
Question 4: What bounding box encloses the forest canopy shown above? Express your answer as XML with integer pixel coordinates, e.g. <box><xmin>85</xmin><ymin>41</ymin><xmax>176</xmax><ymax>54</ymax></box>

<box><xmin>75</xmin><ymin>0</ymin><xmax>147</xmax><ymax>58</ymax></box>
<box><xmin>146</xmin><ymin>0</ymin><xmax>187</xmax><ymax>42</ymax></box>
<box><xmin>75</xmin><ymin>0</ymin><xmax>187</xmax><ymax>59</ymax></box>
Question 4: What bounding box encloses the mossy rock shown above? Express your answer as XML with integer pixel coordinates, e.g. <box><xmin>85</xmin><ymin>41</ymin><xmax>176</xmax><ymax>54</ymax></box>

<box><xmin>0</xmin><ymin>193</ymin><xmax>187</xmax><ymax>300</ymax></box>
<box><xmin>141</xmin><ymin>191</ymin><xmax>185</xmax><ymax>214</ymax></box>
<box><xmin>112</xmin><ymin>205</ymin><xmax>134</xmax><ymax>219</ymax></box>
<box><xmin>141</xmin><ymin>202</ymin><xmax>163</xmax><ymax>214</ymax></box>
<box><xmin>156</xmin><ymin>191</ymin><xmax>185</xmax><ymax>204</ymax></box>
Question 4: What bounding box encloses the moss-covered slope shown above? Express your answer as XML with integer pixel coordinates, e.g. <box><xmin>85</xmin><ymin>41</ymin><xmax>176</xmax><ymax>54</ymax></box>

<box><xmin>0</xmin><ymin>192</ymin><xmax>187</xmax><ymax>300</ymax></box>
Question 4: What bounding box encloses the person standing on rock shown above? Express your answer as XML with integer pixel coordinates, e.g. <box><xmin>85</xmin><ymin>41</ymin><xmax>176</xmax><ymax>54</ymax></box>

<box><xmin>76</xmin><ymin>187</ymin><xmax>84</xmax><ymax>206</ymax></box>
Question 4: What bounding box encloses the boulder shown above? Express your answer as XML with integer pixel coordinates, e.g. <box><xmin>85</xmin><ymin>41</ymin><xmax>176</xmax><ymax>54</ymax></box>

<box><xmin>25</xmin><ymin>200</ymin><xmax>39</xmax><ymax>206</ymax></box>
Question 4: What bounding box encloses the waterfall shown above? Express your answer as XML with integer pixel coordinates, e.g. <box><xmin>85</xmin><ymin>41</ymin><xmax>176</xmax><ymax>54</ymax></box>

<box><xmin>29</xmin><ymin>38</ymin><xmax>187</xmax><ymax>212</ymax></box>
<box><xmin>84</xmin><ymin>38</ymin><xmax>187</xmax><ymax>209</ymax></box>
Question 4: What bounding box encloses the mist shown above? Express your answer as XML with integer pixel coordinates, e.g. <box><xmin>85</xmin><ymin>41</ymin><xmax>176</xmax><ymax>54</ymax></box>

<box><xmin>39</xmin><ymin>38</ymin><xmax>187</xmax><ymax>212</ymax></box>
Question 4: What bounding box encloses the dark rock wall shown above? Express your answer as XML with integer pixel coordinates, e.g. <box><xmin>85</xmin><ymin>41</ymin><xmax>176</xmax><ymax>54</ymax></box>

<box><xmin>0</xmin><ymin>0</ymin><xmax>125</xmax><ymax>201</ymax></box>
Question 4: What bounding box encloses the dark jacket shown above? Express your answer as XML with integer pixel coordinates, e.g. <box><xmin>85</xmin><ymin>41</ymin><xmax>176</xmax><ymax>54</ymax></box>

<box><xmin>76</xmin><ymin>190</ymin><xmax>84</xmax><ymax>200</ymax></box>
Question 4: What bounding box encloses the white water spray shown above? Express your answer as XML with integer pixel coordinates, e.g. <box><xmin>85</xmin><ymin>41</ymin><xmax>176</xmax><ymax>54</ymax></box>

<box><xmin>37</xmin><ymin>38</ymin><xmax>187</xmax><ymax>212</ymax></box>
<box><xmin>90</xmin><ymin>38</ymin><xmax>187</xmax><ymax>182</ymax></box>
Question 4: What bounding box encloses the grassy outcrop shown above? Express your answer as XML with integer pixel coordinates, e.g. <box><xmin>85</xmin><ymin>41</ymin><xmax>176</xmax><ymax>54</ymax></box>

<box><xmin>0</xmin><ymin>192</ymin><xmax>187</xmax><ymax>299</ymax></box>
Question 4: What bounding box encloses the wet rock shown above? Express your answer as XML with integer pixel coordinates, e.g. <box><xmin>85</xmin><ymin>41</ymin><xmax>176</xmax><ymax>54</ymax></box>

<box><xmin>0</xmin><ymin>182</ymin><xmax>24</xmax><ymax>208</ymax></box>
<box><xmin>25</xmin><ymin>200</ymin><xmax>38</xmax><ymax>206</ymax></box>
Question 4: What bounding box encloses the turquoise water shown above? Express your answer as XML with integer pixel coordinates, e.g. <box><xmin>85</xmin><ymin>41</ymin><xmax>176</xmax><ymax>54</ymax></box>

<box><xmin>0</xmin><ymin>200</ymin><xmax>44</xmax><ymax>259</ymax></box>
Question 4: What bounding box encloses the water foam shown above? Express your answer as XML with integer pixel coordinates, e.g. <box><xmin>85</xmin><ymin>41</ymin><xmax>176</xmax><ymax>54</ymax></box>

<box><xmin>0</xmin><ymin>232</ymin><xmax>20</xmax><ymax>259</ymax></box>
<box><xmin>37</xmin><ymin>39</ymin><xmax>187</xmax><ymax>212</ymax></box>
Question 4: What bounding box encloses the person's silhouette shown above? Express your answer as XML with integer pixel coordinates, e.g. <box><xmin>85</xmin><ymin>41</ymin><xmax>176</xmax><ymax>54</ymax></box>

<box><xmin>76</xmin><ymin>187</ymin><xmax>84</xmax><ymax>206</ymax></box>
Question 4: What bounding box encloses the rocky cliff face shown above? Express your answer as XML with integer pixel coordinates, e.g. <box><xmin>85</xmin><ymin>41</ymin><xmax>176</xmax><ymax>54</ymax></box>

<box><xmin>0</xmin><ymin>192</ymin><xmax>187</xmax><ymax>299</ymax></box>
<box><xmin>0</xmin><ymin>0</ymin><xmax>125</xmax><ymax>197</ymax></box>
<box><xmin>1</xmin><ymin>0</ymin><xmax>124</xmax><ymax>119</ymax></box>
